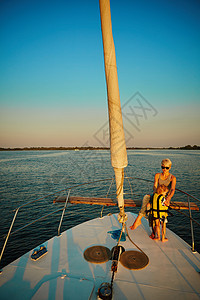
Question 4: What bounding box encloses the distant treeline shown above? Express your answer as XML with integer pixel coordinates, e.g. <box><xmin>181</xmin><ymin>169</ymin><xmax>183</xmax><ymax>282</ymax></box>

<box><xmin>0</xmin><ymin>145</ymin><xmax>199</xmax><ymax>151</ymax></box>
<box><xmin>167</xmin><ymin>145</ymin><xmax>200</xmax><ymax>150</ymax></box>
<box><xmin>0</xmin><ymin>146</ymin><xmax>109</xmax><ymax>151</ymax></box>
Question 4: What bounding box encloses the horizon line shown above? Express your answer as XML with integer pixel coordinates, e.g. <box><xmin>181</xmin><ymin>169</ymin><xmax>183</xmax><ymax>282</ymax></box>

<box><xmin>0</xmin><ymin>145</ymin><xmax>199</xmax><ymax>151</ymax></box>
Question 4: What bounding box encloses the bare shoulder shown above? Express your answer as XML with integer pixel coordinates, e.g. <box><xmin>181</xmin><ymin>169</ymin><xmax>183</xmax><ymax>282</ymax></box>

<box><xmin>154</xmin><ymin>173</ymin><xmax>160</xmax><ymax>179</ymax></box>
<box><xmin>170</xmin><ymin>174</ymin><xmax>176</xmax><ymax>188</ymax></box>
<box><xmin>171</xmin><ymin>174</ymin><xmax>176</xmax><ymax>181</ymax></box>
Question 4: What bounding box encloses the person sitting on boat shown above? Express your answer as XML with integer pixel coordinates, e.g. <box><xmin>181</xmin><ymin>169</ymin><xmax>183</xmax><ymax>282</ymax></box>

<box><xmin>150</xmin><ymin>184</ymin><xmax>169</xmax><ymax>242</ymax></box>
<box><xmin>129</xmin><ymin>158</ymin><xmax>176</xmax><ymax>231</ymax></box>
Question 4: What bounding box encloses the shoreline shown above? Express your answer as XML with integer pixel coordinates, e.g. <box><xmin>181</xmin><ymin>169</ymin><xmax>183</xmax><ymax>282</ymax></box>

<box><xmin>0</xmin><ymin>145</ymin><xmax>199</xmax><ymax>151</ymax></box>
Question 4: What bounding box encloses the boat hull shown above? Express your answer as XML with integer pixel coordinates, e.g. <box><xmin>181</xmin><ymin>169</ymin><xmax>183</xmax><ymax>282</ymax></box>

<box><xmin>0</xmin><ymin>212</ymin><xmax>200</xmax><ymax>299</ymax></box>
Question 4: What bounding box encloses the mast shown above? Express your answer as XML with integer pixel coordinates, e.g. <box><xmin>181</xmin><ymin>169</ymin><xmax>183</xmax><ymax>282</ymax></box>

<box><xmin>99</xmin><ymin>0</ymin><xmax>128</xmax><ymax>222</ymax></box>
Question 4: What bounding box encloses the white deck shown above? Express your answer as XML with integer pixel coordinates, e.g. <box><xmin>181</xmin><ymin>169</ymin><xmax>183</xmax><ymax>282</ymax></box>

<box><xmin>0</xmin><ymin>212</ymin><xmax>200</xmax><ymax>299</ymax></box>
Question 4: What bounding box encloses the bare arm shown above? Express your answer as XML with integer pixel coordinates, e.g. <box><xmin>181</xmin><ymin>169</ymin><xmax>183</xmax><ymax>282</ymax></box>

<box><xmin>166</xmin><ymin>175</ymin><xmax>176</xmax><ymax>205</ymax></box>
<box><xmin>153</xmin><ymin>173</ymin><xmax>160</xmax><ymax>193</ymax></box>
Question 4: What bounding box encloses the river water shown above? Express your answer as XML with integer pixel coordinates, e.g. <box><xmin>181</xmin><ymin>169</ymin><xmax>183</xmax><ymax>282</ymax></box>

<box><xmin>0</xmin><ymin>150</ymin><xmax>199</xmax><ymax>268</ymax></box>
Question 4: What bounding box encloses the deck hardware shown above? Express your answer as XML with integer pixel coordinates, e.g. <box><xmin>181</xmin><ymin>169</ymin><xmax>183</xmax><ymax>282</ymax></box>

<box><xmin>98</xmin><ymin>282</ymin><xmax>112</xmax><ymax>300</ymax></box>
<box><xmin>110</xmin><ymin>245</ymin><xmax>125</xmax><ymax>272</ymax></box>
<box><xmin>31</xmin><ymin>245</ymin><xmax>47</xmax><ymax>261</ymax></box>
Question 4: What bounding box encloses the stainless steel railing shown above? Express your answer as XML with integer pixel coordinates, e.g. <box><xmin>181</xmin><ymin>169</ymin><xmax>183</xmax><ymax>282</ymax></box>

<box><xmin>1</xmin><ymin>176</ymin><xmax>200</xmax><ymax>267</ymax></box>
<box><xmin>0</xmin><ymin>177</ymin><xmax>114</xmax><ymax>266</ymax></box>
<box><xmin>125</xmin><ymin>176</ymin><xmax>200</xmax><ymax>252</ymax></box>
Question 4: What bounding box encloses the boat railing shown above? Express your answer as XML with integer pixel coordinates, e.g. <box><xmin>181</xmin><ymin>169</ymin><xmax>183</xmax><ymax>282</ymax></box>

<box><xmin>1</xmin><ymin>176</ymin><xmax>200</xmax><ymax>267</ymax></box>
<box><xmin>170</xmin><ymin>187</ymin><xmax>200</xmax><ymax>252</ymax></box>
<box><xmin>125</xmin><ymin>176</ymin><xmax>200</xmax><ymax>252</ymax></box>
<box><xmin>0</xmin><ymin>178</ymin><xmax>114</xmax><ymax>266</ymax></box>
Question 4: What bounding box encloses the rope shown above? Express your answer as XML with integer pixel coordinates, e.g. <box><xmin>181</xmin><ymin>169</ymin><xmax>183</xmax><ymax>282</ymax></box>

<box><xmin>125</xmin><ymin>224</ymin><xmax>148</xmax><ymax>256</ymax></box>
<box><xmin>110</xmin><ymin>222</ymin><xmax>125</xmax><ymax>291</ymax></box>
<box><xmin>117</xmin><ymin>223</ymin><xmax>125</xmax><ymax>246</ymax></box>
<box><xmin>110</xmin><ymin>218</ymin><xmax>149</xmax><ymax>292</ymax></box>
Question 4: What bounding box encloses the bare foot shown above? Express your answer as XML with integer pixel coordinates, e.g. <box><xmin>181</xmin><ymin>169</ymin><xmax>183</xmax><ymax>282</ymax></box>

<box><xmin>129</xmin><ymin>216</ymin><xmax>142</xmax><ymax>230</ymax></box>
<box><xmin>149</xmin><ymin>233</ymin><xmax>155</xmax><ymax>240</ymax></box>
<box><xmin>154</xmin><ymin>237</ymin><xmax>160</xmax><ymax>241</ymax></box>
<box><xmin>162</xmin><ymin>237</ymin><xmax>168</xmax><ymax>242</ymax></box>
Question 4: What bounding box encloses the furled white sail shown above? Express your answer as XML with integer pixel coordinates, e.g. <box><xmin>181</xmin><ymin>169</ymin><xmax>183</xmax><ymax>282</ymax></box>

<box><xmin>99</xmin><ymin>0</ymin><xmax>128</xmax><ymax>219</ymax></box>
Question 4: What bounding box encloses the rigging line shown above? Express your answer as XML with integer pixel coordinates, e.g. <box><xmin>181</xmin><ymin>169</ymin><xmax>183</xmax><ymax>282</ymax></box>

<box><xmin>100</xmin><ymin>177</ymin><xmax>114</xmax><ymax>218</ymax></box>
<box><xmin>125</xmin><ymin>224</ymin><xmax>148</xmax><ymax>256</ymax></box>
<box><xmin>117</xmin><ymin>223</ymin><xmax>125</xmax><ymax>247</ymax></box>
<box><xmin>124</xmin><ymin>170</ymin><xmax>134</xmax><ymax>198</ymax></box>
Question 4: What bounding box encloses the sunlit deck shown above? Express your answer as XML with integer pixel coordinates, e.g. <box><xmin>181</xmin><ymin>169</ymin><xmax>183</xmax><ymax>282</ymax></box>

<box><xmin>0</xmin><ymin>212</ymin><xmax>200</xmax><ymax>299</ymax></box>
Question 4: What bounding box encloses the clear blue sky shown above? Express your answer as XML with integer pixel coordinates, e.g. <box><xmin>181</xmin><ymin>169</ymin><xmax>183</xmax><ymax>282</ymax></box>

<box><xmin>0</xmin><ymin>0</ymin><xmax>199</xmax><ymax>148</ymax></box>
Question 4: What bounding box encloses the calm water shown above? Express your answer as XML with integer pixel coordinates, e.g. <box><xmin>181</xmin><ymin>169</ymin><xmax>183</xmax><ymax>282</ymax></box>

<box><xmin>0</xmin><ymin>150</ymin><xmax>200</xmax><ymax>268</ymax></box>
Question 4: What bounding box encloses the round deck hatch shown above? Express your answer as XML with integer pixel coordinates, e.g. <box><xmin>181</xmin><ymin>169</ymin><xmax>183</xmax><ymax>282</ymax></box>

<box><xmin>84</xmin><ymin>245</ymin><xmax>111</xmax><ymax>263</ymax></box>
<box><xmin>120</xmin><ymin>250</ymin><xmax>149</xmax><ymax>270</ymax></box>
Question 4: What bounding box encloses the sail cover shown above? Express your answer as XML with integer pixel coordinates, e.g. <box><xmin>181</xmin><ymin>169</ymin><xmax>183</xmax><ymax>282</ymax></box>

<box><xmin>99</xmin><ymin>0</ymin><xmax>128</xmax><ymax>210</ymax></box>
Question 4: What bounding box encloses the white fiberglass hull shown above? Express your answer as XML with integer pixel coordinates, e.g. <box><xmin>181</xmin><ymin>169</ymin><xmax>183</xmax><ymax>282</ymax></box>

<box><xmin>0</xmin><ymin>212</ymin><xmax>200</xmax><ymax>299</ymax></box>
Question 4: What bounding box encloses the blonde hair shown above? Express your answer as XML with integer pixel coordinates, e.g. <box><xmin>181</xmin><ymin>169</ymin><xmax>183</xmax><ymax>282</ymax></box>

<box><xmin>161</xmin><ymin>158</ymin><xmax>172</xmax><ymax>167</ymax></box>
<box><xmin>156</xmin><ymin>184</ymin><xmax>169</xmax><ymax>195</ymax></box>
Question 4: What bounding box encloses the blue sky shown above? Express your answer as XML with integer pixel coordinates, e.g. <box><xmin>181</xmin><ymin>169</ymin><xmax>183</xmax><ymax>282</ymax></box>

<box><xmin>0</xmin><ymin>0</ymin><xmax>199</xmax><ymax>148</ymax></box>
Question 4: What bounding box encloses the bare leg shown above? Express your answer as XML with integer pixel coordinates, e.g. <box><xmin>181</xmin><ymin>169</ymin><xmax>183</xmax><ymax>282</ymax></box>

<box><xmin>149</xmin><ymin>228</ymin><xmax>155</xmax><ymax>239</ymax></box>
<box><xmin>149</xmin><ymin>219</ymin><xmax>155</xmax><ymax>239</ymax></box>
<box><xmin>149</xmin><ymin>231</ymin><xmax>155</xmax><ymax>239</ymax></box>
<box><xmin>161</xmin><ymin>222</ymin><xmax>168</xmax><ymax>242</ymax></box>
<box><xmin>129</xmin><ymin>215</ymin><xmax>142</xmax><ymax>230</ymax></box>
<box><xmin>129</xmin><ymin>194</ymin><xmax>150</xmax><ymax>230</ymax></box>
<box><xmin>154</xmin><ymin>219</ymin><xmax>160</xmax><ymax>240</ymax></box>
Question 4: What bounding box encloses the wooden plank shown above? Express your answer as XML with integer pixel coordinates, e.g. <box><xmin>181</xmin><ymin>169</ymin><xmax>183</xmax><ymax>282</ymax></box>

<box><xmin>53</xmin><ymin>196</ymin><xmax>199</xmax><ymax>211</ymax></box>
<box><xmin>169</xmin><ymin>201</ymin><xmax>199</xmax><ymax>211</ymax></box>
<box><xmin>53</xmin><ymin>196</ymin><xmax>140</xmax><ymax>207</ymax></box>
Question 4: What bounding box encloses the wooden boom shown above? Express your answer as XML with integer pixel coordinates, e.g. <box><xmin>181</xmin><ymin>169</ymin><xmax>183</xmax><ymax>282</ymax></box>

<box><xmin>53</xmin><ymin>196</ymin><xmax>199</xmax><ymax>211</ymax></box>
